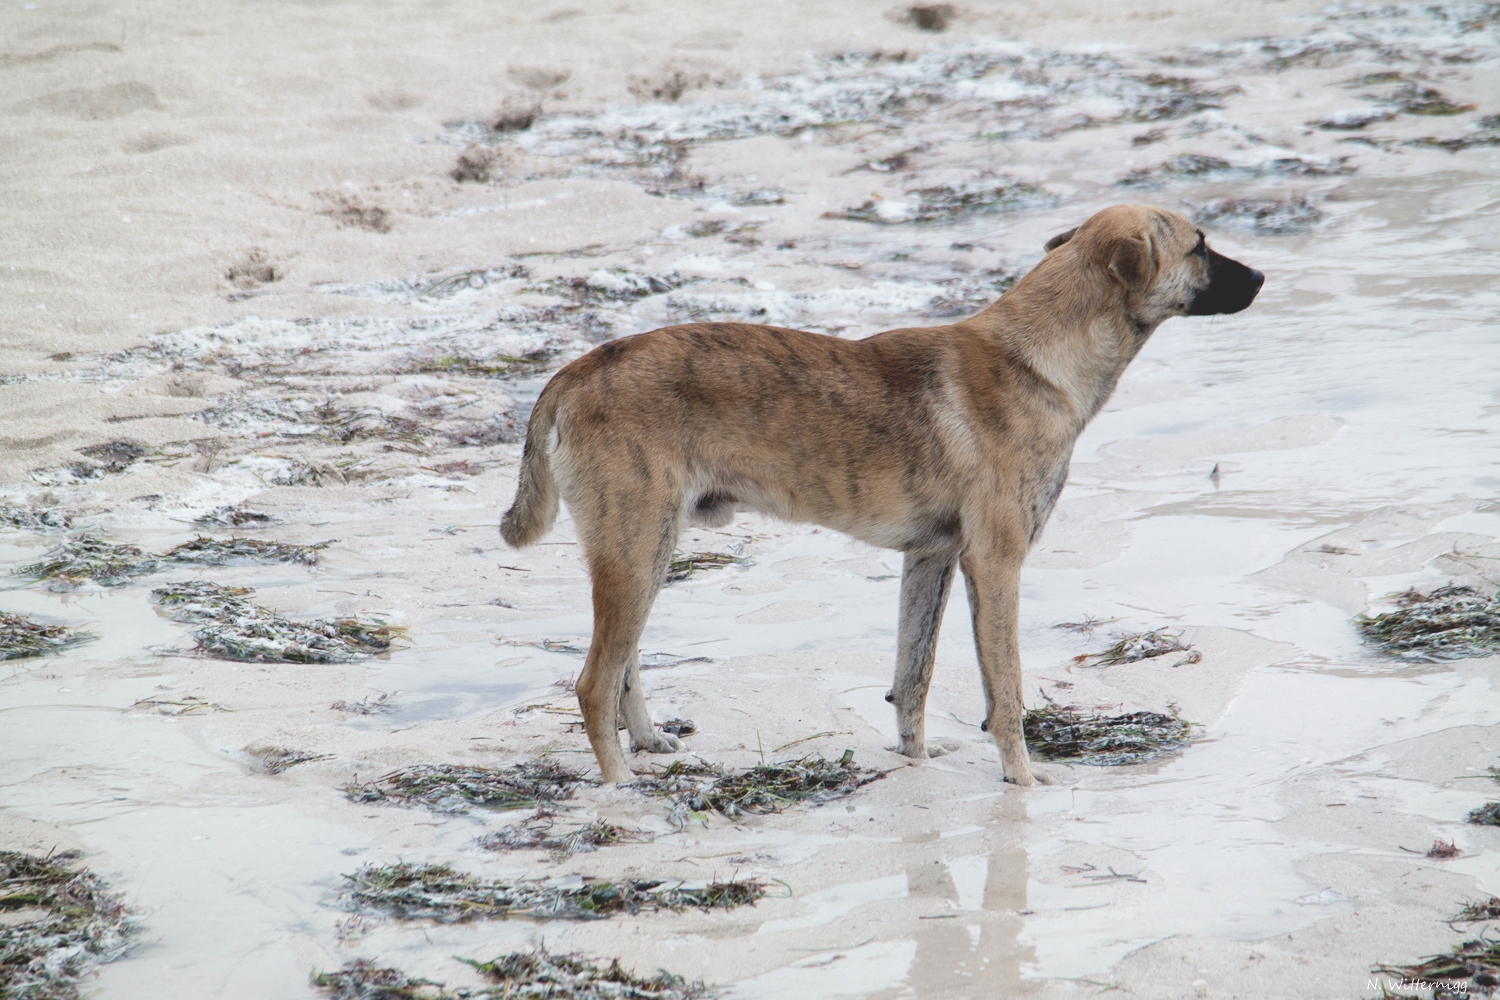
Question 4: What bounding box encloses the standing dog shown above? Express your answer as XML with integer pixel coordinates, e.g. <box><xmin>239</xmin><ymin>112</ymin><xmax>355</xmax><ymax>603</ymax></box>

<box><xmin>501</xmin><ymin>204</ymin><xmax>1263</xmax><ymax>785</ymax></box>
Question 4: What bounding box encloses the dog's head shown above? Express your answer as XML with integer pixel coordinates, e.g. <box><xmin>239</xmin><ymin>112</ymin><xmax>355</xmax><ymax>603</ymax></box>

<box><xmin>1043</xmin><ymin>205</ymin><xmax>1264</xmax><ymax>325</ymax></box>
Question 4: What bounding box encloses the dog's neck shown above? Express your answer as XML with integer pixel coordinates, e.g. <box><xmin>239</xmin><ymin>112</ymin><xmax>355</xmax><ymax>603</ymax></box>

<box><xmin>968</xmin><ymin>260</ymin><xmax>1158</xmax><ymax>432</ymax></box>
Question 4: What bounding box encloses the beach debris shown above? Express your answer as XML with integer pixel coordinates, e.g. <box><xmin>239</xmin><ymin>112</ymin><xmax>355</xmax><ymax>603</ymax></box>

<box><xmin>403</xmin><ymin>351</ymin><xmax>557</xmax><ymax>379</ymax></box>
<box><xmin>1357</xmin><ymin>584</ymin><xmax>1500</xmax><ymax>660</ymax></box>
<box><xmin>1075</xmin><ymin>629</ymin><xmax>1193</xmax><ymax>666</ymax></box>
<box><xmin>330</xmin><ymin>692</ymin><xmax>395</xmax><ymax>715</ymax></box>
<box><xmin>131</xmin><ymin>694</ymin><xmax>225</xmax><ymax>716</ymax></box>
<box><xmin>1024</xmin><ymin>701</ymin><xmax>1194</xmax><ymax>765</ymax></box>
<box><xmin>666</xmin><ymin>550</ymin><xmax>746</xmax><ymax>583</ymax></box>
<box><xmin>1454</xmin><ymin>898</ymin><xmax>1500</xmax><ymax>924</ymax></box>
<box><xmin>467</xmin><ymin>946</ymin><xmax>715</xmax><ymax>1000</ymax></box>
<box><xmin>1374</xmin><ymin>937</ymin><xmax>1500</xmax><ymax>999</ymax></box>
<box><xmin>1468</xmin><ymin>803</ymin><xmax>1500</xmax><ymax>826</ymax></box>
<box><xmin>1428</xmin><ymin>839</ymin><xmax>1463</xmax><ymax>860</ymax></box>
<box><xmin>16</xmin><ymin>535</ymin><xmax>161</xmax><ymax>590</ymax></box>
<box><xmin>900</xmin><ymin>4</ymin><xmax>956</xmax><ymax>32</ymax></box>
<box><xmin>13</xmin><ymin>531</ymin><xmax>330</xmax><ymax>590</ymax></box>
<box><xmin>1189</xmin><ymin>195</ymin><xmax>1324</xmax><ymax>234</ymax></box>
<box><xmin>152</xmin><ymin>581</ymin><xmax>401</xmax><ymax>663</ymax></box>
<box><xmin>338</xmin><ymin>862</ymin><xmax>764</xmax><ymax>923</ymax></box>
<box><xmin>0</xmin><ymin>506</ymin><xmax>71</xmax><ymax>532</ymax></box>
<box><xmin>478</xmin><ymin>814</ymin><xmax>653</xmax><ymax>860</ymax></box>
<box><xmin>75</xmin><ymin>441</ymin><xmax>148</xmax><ymax>476</ymax></box>
<box><xmin>827</xmin><ymin>177</ymin><xmax>1053</xmax><ymax>225</ymax></box>
<box><xmin>639</xmin><ymin>653</ymin><xmax>712</xmax><ymax>670</ymax></box>
<box><xmin>1119</xmin><ymin>152</ymin><xmax>1350</xmax><ymax>187</ymax></box>
<box><xmin>344</xmin><ymin>761</ymin><xmax>594</xmax><ymax>814</ymax></box>
<box><xmin>161</xmin><ymin>535</ymin><xmax>331</xmax><ymax>567</ymax></box>
<box><xmin>1054</xmin><ymin>615</ymin><xmax>1121</xmax><ymax>638</ymax></box>
<box><xmin>249</xmin><ymin>745</ymin><xmax>333</xmax><ymax>774</ymax></box>
<box><xmin>192</xmin><ymin>505</ymin><xmax>279</xmax><ymax>529</ymax></box>
<box><xmin>0</xmin><ymin>849</ymin><xmax>136</xmax><ymax>1000</ymax></box>
<box><xmin>633</xmin><ymin>754</ymin><xmax>884</xmax><ymax>823</ymax></box>
<box><xmin>313</xmin><ymin>946</ymin><xmax>716</xmax><ymax>1000</ymax></box>
<box><xmin>659</xmin><ymin>718</ymin><xmax>697</xmax><ymax>737</ymax></box>
<box><xmin>0</xmin><ymin>612</ymin><xmax>93</xmax><ymax>660</ymax></box>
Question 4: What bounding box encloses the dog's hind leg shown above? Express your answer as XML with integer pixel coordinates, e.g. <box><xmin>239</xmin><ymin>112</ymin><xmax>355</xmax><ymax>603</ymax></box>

<box><xmin>619</xmin><ymin>648</ymin><xmax>680</xmax><ymax>754</ymax></box>
<box><xmin>887</xmin><ymin>548</ymin><xmax>959</xmax><ymax>759</ymax></box>
<box><xmin>575</xmin><ymin>502</ymin><xmax>680</xmax><ymax>782</ymax></box>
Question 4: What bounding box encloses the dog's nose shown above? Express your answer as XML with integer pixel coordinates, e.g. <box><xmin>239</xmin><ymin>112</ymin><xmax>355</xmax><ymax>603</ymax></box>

<box><xmin>1248</xmin><ymin>269</ymin><xmax>1265</xmax><ymax>291</ymax></box>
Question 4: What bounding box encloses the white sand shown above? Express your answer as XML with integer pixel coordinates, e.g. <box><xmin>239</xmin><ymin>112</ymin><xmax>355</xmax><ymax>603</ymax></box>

<box><xmin>3</xmin><ymin>1</ymin><xmax>1499</xmax><ymax>997</ymax></box>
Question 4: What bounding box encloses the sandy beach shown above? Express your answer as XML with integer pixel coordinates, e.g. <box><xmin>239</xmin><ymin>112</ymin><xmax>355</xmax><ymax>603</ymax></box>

<box><xmin>3</xmin><ymin>1</ymin><xmax>1499</xmax><ymax>997</ymax></box>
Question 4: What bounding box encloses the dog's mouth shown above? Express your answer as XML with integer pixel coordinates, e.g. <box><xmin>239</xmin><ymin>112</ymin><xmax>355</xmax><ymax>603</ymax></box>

<box><xmin>1187</xmin><ymin>250</ymin><xmax>1265</xmax><ymax>316</ymax></box>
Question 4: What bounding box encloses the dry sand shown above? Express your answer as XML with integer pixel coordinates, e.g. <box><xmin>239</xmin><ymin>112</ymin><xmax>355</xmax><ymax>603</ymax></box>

<box><xmin>3</xmin><ymin>1</ymin><xmax>1499</xmax><ymax>997</ymax></box>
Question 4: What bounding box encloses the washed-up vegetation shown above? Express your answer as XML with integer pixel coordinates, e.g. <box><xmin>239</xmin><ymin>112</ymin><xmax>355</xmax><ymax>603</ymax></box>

<box><xmin>1024</xmin><ymin>701</ymin><xmax>1194</xmax><ymax>765</ymax></box>
<box><xmin>1075</xmin><ymin>629</ymin><xmax>1193</xmax><ymax>666</ymax></box>
<box><xmin>633</xmin><ymin>754</ymin><xmax>884</xmax><ymax>823</ymax></box>
<box><xmin>1468</xmin><ymin>802</ymin><xmax>1500</xmax><ymax>826</ymax></box>
<box><xmin>74</xmin><ymin>441</ymin><xmax>148</xmax><ymax>476</ymax></box>
<box><xmin>16</xmin><ymin>536</ymin><xmax>161</xmax><ymax>590</ymax></box>
<box><xmin>15</xmin><ymin>532</ymin><xmax>332</xmax><ymax>589</ymax></box>
<box><xmin>826</xmin><ymin>177</ymin><xmax>1053</xmax><ymax>225</ymax></box>
<box><xmin>1454</xmin><ymin>898</ymin><xmax>1500</xmax><ymax>924</ymax></box>
<box><xmin>330</xmin><ymin>692</ymin><xmax>395</xmax><ymax>715</ymax></box>
<box><xmin>162</xmin><ymin>535</ymin><xmax>330</xmax><ymax>566</ymax></box>
<box><xmin>345</xmin><ymin>761</ymin><xmax>593</xmax><ymax>814</ymax></box>
<box><xmin>478</xmin><ymin>814</ymin><xmax>653</xmax><ymax>860</ymax></box>
<box><xmin>1357</xmin><ymin>584</ymin><xmax>1500</xmax><ymax>660</ymax></box>
<box><xmin>192</xmin><ymin>505</ymin><xmax>278</xmax><ymax>529</ymax></box>
<box><xmin>666</xmin><ymin>550</ymin><xmax>747</xmax><ymax>583</ymax></box>
<box><xmin>0</xmin><ymin>507</ymin><xmax>70</xmax><ymax>532</ymax></box>
<box><xmin>1374</xmin><ymin>939</ymin><xmax>1500</xmax><ymax>999</ymax></box>
<box><xmin>313</xmin><ymin>946</ymin><xmax>716</xmax><ymax>1000</ymax></box>
<box><xmin>1190</xmin><ymin>195</ymin><xmax>1323</xmax><ymax>234</ymax></box>
<box><xmin>249</xmin><ymin>746</ymin><xmax>333</xmax><ymax>774</ymax></box>
<box><xmin>0</xmin><ymin>849</ymin><xmax>135</xmax><ymax>1000</ymax></box>
<box><xmin>0</xmin><ymin>612</ymin><xmax>93</xmax><ymax>660</ymax></box>
<box><xmin>153</xmin><ymin>581</ymin><xmax>401</xmax><ymax>663</ymax></box>
<box><xmin>1119</xmin><ymin>152</ymin><xmax>1351</xmax><ymax>186</ymax></box>
<box><xmin>338</xmin><ymin>863</ymin><xmax>764</xmax><ymax>922</ymax></box>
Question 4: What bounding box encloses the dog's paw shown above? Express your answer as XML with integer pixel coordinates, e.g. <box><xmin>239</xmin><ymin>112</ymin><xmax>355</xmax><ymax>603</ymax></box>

<box><xmin>632</xmin><ymin>730</ymin><xmax>682</xmax><ymax>754</ymax></box>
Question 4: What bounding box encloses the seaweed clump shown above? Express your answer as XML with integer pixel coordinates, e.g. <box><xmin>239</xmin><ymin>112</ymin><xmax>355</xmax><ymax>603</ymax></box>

<box><xmin>339</xmin><ymin>863</ymin><xmax>763</xmax><ymax>922</ymax></box>
<box><xmin>192</xmin><ymin>505</ymin><xmax>280</xmax><ymax>528</ymax></box>
<box><xmin>0</xmin><ymin>612</ymin><xmax>93</xmax><ymax>660</ymax></box>
<box><xmin>1357</xmin><ymin>584</ymin><xmax>1500</xmax><ymax>660</ymax></box>
<box><xmin>1024</xmin><ymin>702</ymin><xmax>1194</xmax><ymax>765</ymax></box>
<box><xmin>1077</xmin><ymin>629</ymin><xmax>1193</xmax><ymax>666</ymax></box>
<box><xmin>0</xmin><ymin>507</ymin><xmax>70</xmax><ymax>532</ymax></box>
<box><xmin>1469</xmin><ymin>802</ymin><xmax>1500</xmax><ymax>826</ymax></box>
<box><xmin>312</xmin><ymin>947</ymin><xmax>716</xmax><ymax>1000</ymax></box>
<box><xmin>827</xmin><ymin>177</ymin><xmax>1052</xmax><ymax>225</ymax></box>
<box><xmin>162</xmin><ymin>535</ymin><xmax>330</xmax><ymax>566</ymax></box>
<box><xmin>15</xmin><ymin>536</ymin><xmax>160</xmax><ymax>590</ymax></box>
<box><xmin>345</xmin><ymin>761</ymin><xmax>594</xmax><ymax>814</ymax></box>
<box><xmin>0</xmin><ymin>849</ymin><xmax>136</xmax><ymax>1000</ymax></box>
<box><xmin>478</xmin><ymin>815</ymin><xmax>653</xmax><ymax>860</ymax></box>
<box><xmin>153</xmin><ymin>581</ymin><xmax>401</xmax><ymax>663</ymax></box>
<box><xmin>666</xmin><ymin>550</ymin><xmax>747</xmax><ymax>583</ymax></box>
<box><xmin>634</xmin><ymin>754</ymin><xmax>884</xmax><ymax>822</ymax></box>
<box><xmin>1374</xmin><ymin>939</ymin><xmax>1500</xmax><ymax>999</ymax></box>
<box><xmin>1190</xmin><ymin>195</ymin><xmax>1323</xmax><ymax>234</ymax></box>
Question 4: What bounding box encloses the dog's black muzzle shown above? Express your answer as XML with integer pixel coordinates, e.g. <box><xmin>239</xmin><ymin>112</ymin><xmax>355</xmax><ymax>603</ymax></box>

<box><xmin>1187</xmin><ymin>250</ymin><xmax>1265</xmax><ymax>316</ymax></box>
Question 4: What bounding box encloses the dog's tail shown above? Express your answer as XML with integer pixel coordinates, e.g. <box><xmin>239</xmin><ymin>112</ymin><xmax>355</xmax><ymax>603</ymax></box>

<box><xmin>500</xmin><ymin>386</ymin><xmax>563</xmax><ymax>548</ymax></box>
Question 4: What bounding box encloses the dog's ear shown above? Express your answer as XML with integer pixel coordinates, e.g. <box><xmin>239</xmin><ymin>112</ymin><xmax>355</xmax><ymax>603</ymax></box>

<box><xmin>1043</xmin><ymin>227</ymin><xmax>1077</xmax><ymax>252</ymax></box>
<box><xmin>1104</xmin><ymin>233</ymin><xmax>1157</xmax><ymax>294</ymax></box>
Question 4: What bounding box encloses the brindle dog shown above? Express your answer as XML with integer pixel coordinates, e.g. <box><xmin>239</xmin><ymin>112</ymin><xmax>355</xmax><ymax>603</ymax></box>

<box><xmin>501</xmin><ymin>204</ymin><xmax>1263</xmax><ymax>785</ymax></box>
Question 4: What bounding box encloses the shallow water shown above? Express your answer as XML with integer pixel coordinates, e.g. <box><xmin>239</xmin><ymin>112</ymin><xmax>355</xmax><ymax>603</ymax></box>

<box><xmin>3</xmin><ymin>2</ymin><xmax>1499</xmax><ymax>997</ymax></box>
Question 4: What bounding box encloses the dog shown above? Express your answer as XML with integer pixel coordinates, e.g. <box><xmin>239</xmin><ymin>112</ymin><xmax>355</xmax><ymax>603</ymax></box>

<box><xmin>500</xmin><ymin>204</ymin><xmax>1263</xmax><ymax>785</ymax></box>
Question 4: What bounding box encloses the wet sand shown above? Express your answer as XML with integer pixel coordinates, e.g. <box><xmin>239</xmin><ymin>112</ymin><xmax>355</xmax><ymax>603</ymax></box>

<box><xmin>3</xmin><ymin>1</ymin><xmax>1499</xmax><ymax>997</ymax></box>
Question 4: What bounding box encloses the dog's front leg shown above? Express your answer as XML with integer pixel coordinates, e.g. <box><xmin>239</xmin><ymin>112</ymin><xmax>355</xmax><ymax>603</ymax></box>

<box><xmin>960</xmin><ymin>540</ymin><xmax>1054</xmax><ymax>786</ymax></box>
<box><xmin>887</xmin><ymin>548</ymin><xmax>959</xmax><ymax>758</ymax></box>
